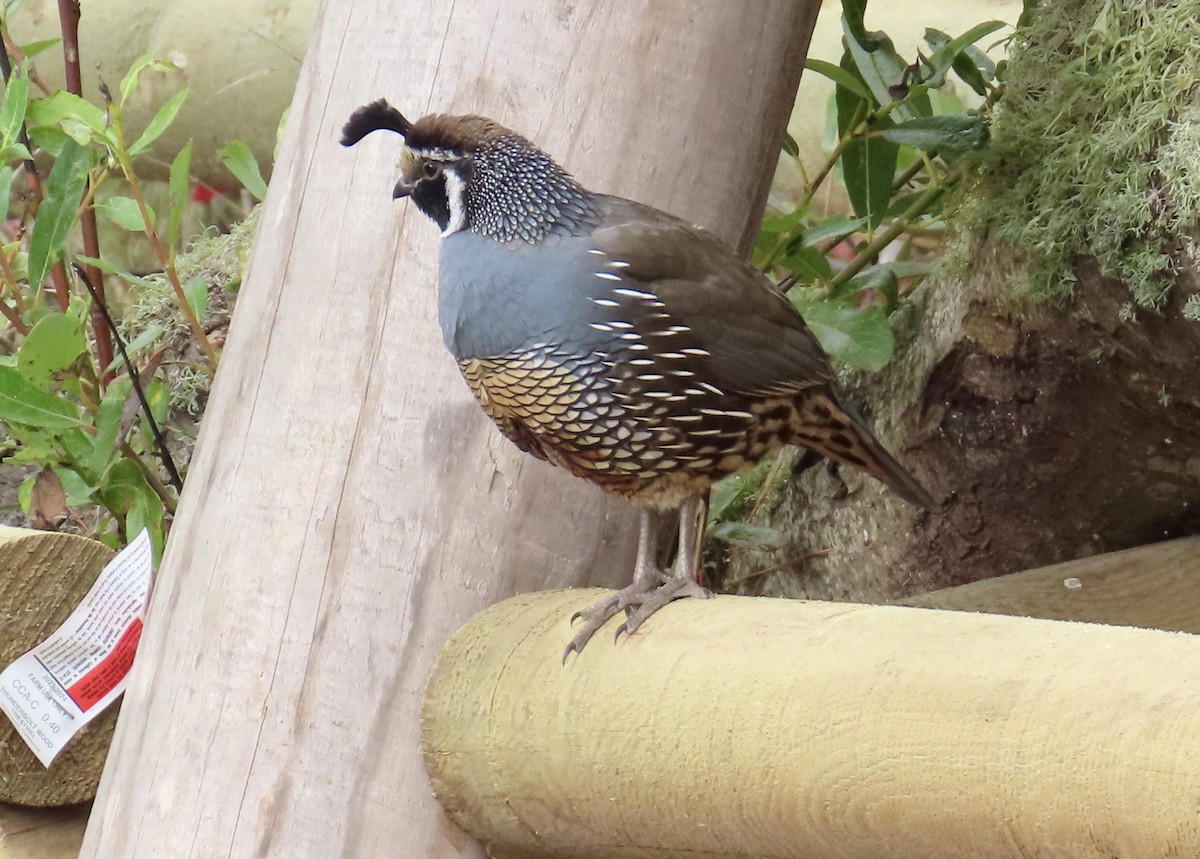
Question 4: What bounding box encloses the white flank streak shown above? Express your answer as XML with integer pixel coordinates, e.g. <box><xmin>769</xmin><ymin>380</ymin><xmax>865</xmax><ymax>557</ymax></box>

<box><xmin>588</xmin><ymin>248</ymin><xmax>606</xmax><ymax>255</ymax></box>
<box><xmin>591</xmin><ymin>298</ymin><xmax>620</xmax><ymax>307</ymax></box>
<box><xmin>441</xmin><ymin>170</ymin><xmax>468</xmax><ymax>236</ymax></box>
<box><xmin>613</xmin><ymin>287</ymin><xmax>658</xmax><ymax>300</ymax></box>
<box><xmin>596</xmin><ymin>272</ymin><xmax>622</xmax><ymax>281</ymax></box>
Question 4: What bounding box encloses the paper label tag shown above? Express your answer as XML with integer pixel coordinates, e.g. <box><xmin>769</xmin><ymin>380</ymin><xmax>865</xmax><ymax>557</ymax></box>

<box><xmin>0</xmin><ymin>529</ymin><xmax>153</xmax><ymax>767</ymax></box>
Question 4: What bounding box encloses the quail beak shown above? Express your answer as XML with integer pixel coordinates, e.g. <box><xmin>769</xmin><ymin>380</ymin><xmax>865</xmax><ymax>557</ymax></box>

<box><xmin>392</xmin><ymin>176</ymin><xmax>415</xmax><ymax>199</ymax></box>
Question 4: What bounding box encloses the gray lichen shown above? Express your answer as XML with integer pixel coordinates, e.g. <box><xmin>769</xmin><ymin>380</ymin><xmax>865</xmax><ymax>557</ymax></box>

<box><xmin>954</xmin><ymin>0</ymin><xmax>1200</xmax><ymax>309</ymax></box>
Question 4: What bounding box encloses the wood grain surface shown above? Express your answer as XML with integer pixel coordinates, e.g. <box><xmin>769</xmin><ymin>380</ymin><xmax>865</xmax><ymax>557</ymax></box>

<box><xmin>80</xmin><ymin>2</ymin><xmax>818</xmax><ymax>856</ymax></box>
<box><xmin>900</xmin><ymin>535</ymin><xmax>1200</xmax><ymax>632</ymax></box>
<box><xmin>424</xmin><ymin>589</ymin><xmax>1200</xmax><ymax>859</ymax></box>
<box><xmin>0</xmin><ymin>528</ymin><xmax>115</xmax><ymax>807</ymax></box>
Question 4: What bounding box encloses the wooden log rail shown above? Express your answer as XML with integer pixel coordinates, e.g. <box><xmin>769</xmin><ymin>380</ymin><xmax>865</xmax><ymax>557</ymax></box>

<box><xmin>421</xmin><ymin>586</ymin><xmax>1200</xmax><ymax>859</ymax></box>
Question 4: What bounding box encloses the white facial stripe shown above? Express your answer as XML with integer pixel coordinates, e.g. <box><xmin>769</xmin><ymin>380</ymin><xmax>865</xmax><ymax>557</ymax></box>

<box><xmin>442</xmin><ymin>169</ymin><xmax>467</xmax><ymax>236</ymax></box>
<box><xmin>413</xmin><ymin>146</ymin><xmax>461</xmax><ymax>161</ymax></box>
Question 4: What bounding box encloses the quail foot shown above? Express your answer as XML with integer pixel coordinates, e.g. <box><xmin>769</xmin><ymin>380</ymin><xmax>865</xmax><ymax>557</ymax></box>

<box><xmin>342</xmin><ymin>100</ymin><xmax>934</xmax><ymax>658</ymax></box>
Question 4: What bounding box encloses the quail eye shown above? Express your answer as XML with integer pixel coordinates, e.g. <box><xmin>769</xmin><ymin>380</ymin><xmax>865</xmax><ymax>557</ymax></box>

<box><xmin>422</xmin><ymin>161</ymin><xmax>441</xmax><ymax>179</ymax></box>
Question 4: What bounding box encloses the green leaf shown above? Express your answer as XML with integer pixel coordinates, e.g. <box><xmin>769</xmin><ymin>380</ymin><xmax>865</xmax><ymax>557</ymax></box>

<box><xmin>27</xmin><ymin>137</ymin><xmax>88</xmax><ymax>290</ymax></box>
<box><xmin>143</xmin><ymin>377</ymin><xmax>170</xmax><ymax>425</ymax></box>
<box><xmin>0</xmin><ymin>365</ymin><xmax>82</xmax><ymax>429</ymax></box>
<box><xmin>951</xmin><ymin>49</ymin><xmax>990</xmax><ymax>97</ymax></box>
<box><xmin>86</xmin><ymin>378</ymin><xmax>129</xmax><ymax>477</ymax></box>
<box><xmin>1018</xmin><ymin>0</ymin><xmax>1040</xmax><ymax>29</ymax></box>
<box><xmin>841</xmin><ymin>18</ymin><xmax>908</xmax><ymax>113</ymax></box>
<box><xmin>183</xmin><ymin>276</ymin><xmax>208</xmax><ymax>319</ymax></box>
<box><xmin>129</xmin><ymin>88</ymin><xmax>188</xmax><ymax>156</ymax></box>
<box><xmin>880</xmin><ymin>114</ymin><xmax>989</xmax><ymax>155</ymax></box>
<box><xmin>52</xmin><ymin>465</ymin><xmax>95</xmax><ymax>505</ymax></box>
<box><xmin>924</xmin><ymin>28</ymin><xmax>992</xmax><ymax>96</ymax></box>
<box><xmin>0</xmin><ymin>68</ymin><xmax>29</xmax><ymax>150</ymax></box>
<box><xmin>804</xmin><ymin>59</ymin><xmax>872</xmax><ymax>101</ymax></box>
<box><xmin>0</xmin><ymin>141</ymin><xmax>31</xmax><ymax>163</ymax></box>
<box><xmin>119</xmin><ymin>54</ymin><xmax>175</xmax><ymax>104</ymax></box>
<box><xmin>74</xmin><ymin>253</ymin><xmax>153</xmax><ymax>289</ymax></box>
<box><xmin>167</xmin><ymin>139</ymin><xmax>193</xmax><ymax>249</ymax></box>
<box><xmin>831</xmin><ymin>268</ymin><xmax>900</xmax><ymax>315</ymax></box>
<box><xmin>708</xmin><ymin>473</ymin><xmax>751</xmax><ymax>525</ymax></box>
<box><xmin>19</xmin><ymin>37</ymin><xmax>62</xmax><ymax>60</ymax></box>
<box><xmin>799</xmin><ymin>215</ymin><xmax>869</xmax><ymax>248</ymax></box>
<box><xmin>925</xmin><ymin>21</ymin><xmax>1007</xmax><ymax>86</ymax></box>
<box><xmin>709</xmin><ymin>521</ymin><xmax>783</xmax><ymax>548</ymax></box>
<box><xmin>841</xmin><ymin>135</ymin><xmax>899</xmax><ymax>227</ymax></box>
<box><xmin>26</xmin><ymin>124</ymin><xmax>69</xmax><ymax>157</ymax></box>
<box><xmin>880</xmin><ymin>261</ymin><xmax>933</xmax><ymax>279</ymax></box>
<box><xmin>0</xmin><ymin>165</ymin><xmax>13</xmax><ymax>223</ymax></box>
<box><xmin>17</xmin><ymin>312</ymin><xmax>86</xmax><ymax>386</ymax></box>
<box><xmin>60</xmin><ymin>426</ymin><xmax>93</xmax><ymax>467</ymax></box>
<box><xmin>17</xmin><ymin>473</ymin><xmax>32</xmax><ymax>514</ymax></box>
<box><xmin>781</xmin><ymin>131</ymin><xmax>798</xmax><ymax>158</ymax></box>
<box><xmin>26</xmin><ymin>91</ymin><xmax>107</xmax><ymax>137</ymax></box>
<box><xmin>217</xmin><ymin>139</ymin><xmax>268</xmax><ymax>201</ymax></box>
<box><xmin>840</xmin><ymin>0</ymin><xmax>878</xmax><ymax>53</ymax></box>
<box><xmin>106</xmin><ymin>323</ymin><xmax>165</xmax><ymax>372</ymax></box>
<box><xmin>97</xmin><ymin>457</ymin><xmax>164</xmax><ymax>558</ymax></box>
<box><xmin>835</xmin><ymin>49</ymin><xmax>871</xmax><ymax>136</ymax></box>
<box><xmin>95</xmin><ymin>195</ymin><xmax>153</xmax><ymax>232</ymax></box>
<box><xmin>778</xmin><ymin>245</ymin><xmax>833</xmax><ymax>286</ymax></box>
<box><xmin>795</xmin><ymin>300</ymin><xmax>894</xmax><ymax>371</ymax></box>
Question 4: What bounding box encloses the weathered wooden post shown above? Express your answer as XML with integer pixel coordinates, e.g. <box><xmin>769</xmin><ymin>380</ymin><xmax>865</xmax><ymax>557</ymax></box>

<box><xmin>80</xmin><ymin>1</ymin><xmax>819</xmax><ymax>855</ymax></box>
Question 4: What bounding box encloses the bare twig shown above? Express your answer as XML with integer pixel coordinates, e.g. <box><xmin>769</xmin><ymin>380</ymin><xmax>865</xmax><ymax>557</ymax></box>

<box><xmin>72</xmin><ymin>263</ymin><xmax>183</xmax><ymax>494</ymax></box>
<box><xmin>723</xmin><ymin>549</ymin><xmax>832</xmax><ymax>587</ymax></box>
<box><xmin>57</xmin><ymin>0</ymin><xmax>113</xmax><ymax>380</ymax></box>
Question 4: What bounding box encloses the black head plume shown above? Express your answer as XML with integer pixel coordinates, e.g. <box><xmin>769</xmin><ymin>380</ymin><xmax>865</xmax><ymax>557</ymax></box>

<box><xmin>341</xmin><ymin>99</ymin><xmax>412</xmax><ymax>147</ymax></box>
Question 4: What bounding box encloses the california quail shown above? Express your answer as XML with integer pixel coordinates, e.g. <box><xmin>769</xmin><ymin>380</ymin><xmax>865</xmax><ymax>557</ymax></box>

<box><xmin>342</xmin><ymin>100</ymin><xmax>934</xmax><ymax>657</ymax></box>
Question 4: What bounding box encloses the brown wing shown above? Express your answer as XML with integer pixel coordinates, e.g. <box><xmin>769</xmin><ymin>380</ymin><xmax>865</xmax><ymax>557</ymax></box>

<box><xmin>588</xmin><ymin>196</ymin><xmax>835</xmax><ymax>399</ymax></box>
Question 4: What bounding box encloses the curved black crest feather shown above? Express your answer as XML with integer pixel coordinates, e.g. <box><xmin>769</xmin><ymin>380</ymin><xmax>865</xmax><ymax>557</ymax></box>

<box><xmin>341</xmin><ymin>99</ymin><xmax>412</xmax><ymax>147</ymax></box>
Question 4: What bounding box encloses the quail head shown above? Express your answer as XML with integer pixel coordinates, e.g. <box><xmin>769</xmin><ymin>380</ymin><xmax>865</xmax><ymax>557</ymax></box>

<box><xmin>342</xmin><ymin>99</ymin><xmax>934</xmax><ymax>658</ymax></box>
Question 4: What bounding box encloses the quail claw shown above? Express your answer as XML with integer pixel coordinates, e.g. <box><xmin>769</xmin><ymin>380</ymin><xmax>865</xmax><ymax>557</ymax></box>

<box><xmin>562</xmin><ymin>593</ymin><xmax>627</xmax><ymax>661</ymax></box>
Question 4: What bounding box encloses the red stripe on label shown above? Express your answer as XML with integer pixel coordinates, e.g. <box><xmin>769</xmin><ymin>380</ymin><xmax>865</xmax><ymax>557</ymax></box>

<box><xmin>66</xmin><ymin>618</ymin><xmax>143</xmax><ymax>711</ymax></box>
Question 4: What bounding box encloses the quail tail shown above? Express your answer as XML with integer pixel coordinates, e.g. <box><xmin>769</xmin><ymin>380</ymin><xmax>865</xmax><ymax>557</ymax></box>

<box><xmin>797</xmin><ymin>392</ymin><xmax>934</xmax><ymax>509</ymax></box>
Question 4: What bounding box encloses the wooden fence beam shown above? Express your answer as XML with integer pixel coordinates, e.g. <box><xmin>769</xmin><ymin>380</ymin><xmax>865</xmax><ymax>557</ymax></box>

<box><xmin>900</xmin><ymin>535</ymin><xmax>1200</xmax><ymax>632</ymax></box>
<box><xmin>423</xmin><ymin>589</ymin><xmax>1200</xmax><ymax>859</ymax></box>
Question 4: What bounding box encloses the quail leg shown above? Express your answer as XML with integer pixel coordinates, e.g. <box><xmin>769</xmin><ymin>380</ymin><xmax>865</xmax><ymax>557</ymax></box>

<box><xmin>562</xmin><ymin>496</ymin><xmax>712</xmax><ymax>662</ymax></box>
<box><xmin>616</xmin><ymin>494</ymin><xmax>711</xmax><ymax>638</ymax></box>
<box><xmin>563</xmin><ymin>509</ymin><xmax>664</xmax><ymax>662</ymax></box>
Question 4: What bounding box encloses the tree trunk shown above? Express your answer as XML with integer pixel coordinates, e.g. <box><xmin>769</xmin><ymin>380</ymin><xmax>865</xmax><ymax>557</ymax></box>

<box><xmin>80</xmin><ymin>1</ymin><xmax>819</xmax><ymax>856</ymax></box>
<box><xmin>724</xmin><ymin>2</ymin><xmax>1200</xmax><ymax>602</ymax></box>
